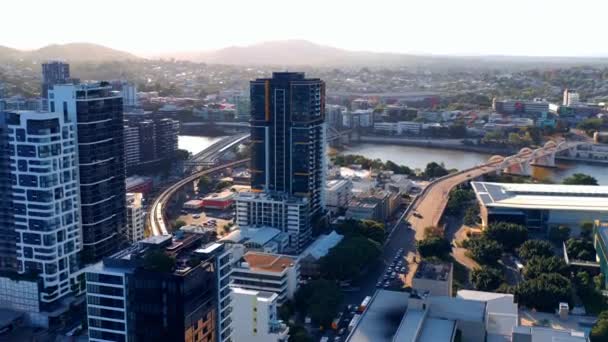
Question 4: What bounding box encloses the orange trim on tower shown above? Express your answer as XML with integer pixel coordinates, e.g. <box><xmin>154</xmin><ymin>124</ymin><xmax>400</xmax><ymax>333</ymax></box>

<box><xmin>264</xmin><ymin>80</ymin><xmax>270</xmax><ymax>121</ymax></box>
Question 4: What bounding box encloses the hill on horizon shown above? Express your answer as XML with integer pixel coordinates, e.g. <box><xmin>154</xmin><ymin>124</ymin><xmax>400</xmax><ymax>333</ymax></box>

<box><xmin>0</xmin><ymin>43</ymin><xmax>139</xmax><ymax>62</ymax></box>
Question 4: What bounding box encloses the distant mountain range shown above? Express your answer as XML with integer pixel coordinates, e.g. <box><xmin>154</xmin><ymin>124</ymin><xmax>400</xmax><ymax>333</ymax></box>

<box><xmin>0</xmin><ymin>43</ymin><xmax>139</xmax><ymax>62</ymax></box>
<box><xmin>1</xmin><ymin>40</ymin><xmax>608</xmax><ymax>68</ymax></box>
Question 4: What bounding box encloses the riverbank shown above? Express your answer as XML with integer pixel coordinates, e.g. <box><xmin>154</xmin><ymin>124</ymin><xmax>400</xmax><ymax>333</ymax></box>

<box><xmin>357</xmin><ymin>135</ymin><xmax>515</xmax><ymax>155</ymax></box>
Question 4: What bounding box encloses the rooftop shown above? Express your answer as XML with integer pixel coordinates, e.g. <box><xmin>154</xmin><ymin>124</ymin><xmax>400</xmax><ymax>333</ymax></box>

<box><xmin>242</xmin><ymin>252</ymin><xmax>296</xmax><ymax>273</ymax></box>
<box><xmin>347</xmin><ymin>290</ymin><xmax>410</xmax><ymax>342</ymax></box>
<box><xmin>472</xmin><ymin>182</ymin><xmax>608</xmax><ymax>212</ymax></box>
<box><xmin>221</xmin><ymin>227</ymin><xmax>283</xmax><ymax>247</ymax></box>
<box><xmin>299</xmin><ymin>231</ymin><xmax>344</xmax><ymax>260</ymax></box>
<box><xmin>414</xmin><ymin>261</ymin><xmax>451</xmax><ymax>281</ymax></box>
<box><xmin>326</xmin><ymin>179</ymin><xmax>351</xmax><ymax>192</ymax></box>
<box><xmin>232</xmin><ymin>287</ymin><xmax>278</xmax><ymax>302</ymax></box>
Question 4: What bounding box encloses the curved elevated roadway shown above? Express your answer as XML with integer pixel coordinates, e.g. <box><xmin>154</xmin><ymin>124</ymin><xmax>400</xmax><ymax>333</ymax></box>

<box><xmin>406</xmin><ymin>141</ymin><xmax>581</xmax><ymax>239</ymax></box>
<box><xmin>149</xmin><ymin>158</ymin><xmax>250</xmax><ymax>236</ymax></box>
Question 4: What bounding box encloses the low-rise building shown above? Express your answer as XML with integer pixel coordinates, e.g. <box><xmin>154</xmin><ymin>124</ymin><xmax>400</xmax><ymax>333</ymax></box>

<box><xmin>202</xmin><ymin>190</ymin><xmax>236</xmax><ymax>210</ymax></box>
<box><xmin>472</xmin><ymin>182</ymin><xmax>608</xmax><ymax>230</ymax></box>
<box><xmin>326</xmin><ymin>179</ymin><xmax>353</xmax><ymax>213</ymax></box>
<box><xmin>346</xmin><ymin>289</ymin><xmax>588</xmax><ymax>342</ymax></box>
<box><xmin>231</xmin><ymin>288</ymin><xmax>289</xmax><ymax>342</ymax></box>
<box><xmin>235</xmin><ymin>192</ymin><xmax>311</xmax><ymax>254</ymax></box>
<box><xmin>412</xmin><ymin>261</ymin><xmax>453</xmax><ymax>297</ymax></box>
<box><xmin>230</xmin><ymin>252</ymin><xmax>299</xmax><ymax>303</ymax></box>
<box><xmin>298</xmin><ymin>231</ymin><xmax>344</xmax><ymax>278</ymax></box>
<box><xmin>221</xmin><ymin>227</ymin><xmax>289</xmax><ymax>254</ymax></box>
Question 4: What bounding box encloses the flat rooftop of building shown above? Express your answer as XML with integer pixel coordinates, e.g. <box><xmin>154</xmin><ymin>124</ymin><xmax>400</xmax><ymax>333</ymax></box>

<box><xmin>221</xmin><ymin>227</ymin><xmax>282</xmax><ymax>247</ymax></box>
<box><xmin>299</xmin><ymin>231</ymin><xmax>344</xmax><ymax>260</ymax></box>
<box><xmin>326</xmin><ymin>179</ymin><xmax>350</xmax><ymax>191</ymax></box>
<box><xmin>232</xmin><ymin>287</ymin><xmax>278</xmax><ymax>301</ymax></box>
<box><xmin>346</xmin><ymin>290</ymin><xmax>410</xmax><ymax>342</ymax></box>
<box><xmin>472</xmin><ymin>182</ymin><xmax>608</xmax><ymax>212</ymax></box>
<box><xmin>414</xmin><ymin>261</ymin><xmax>451</xmax><ymax>281</ymax></box>
<box><xmin>202</xmin><ymin>189</ymin><xmax>235</xmax><ymax>201</ymax></box>
<box><xmin>512</xmin><ymin>326</ymin><xmax>588</xmax><ymax>342</ymax></box>
<box><xmin>242</xmin><ymin>252</ymin><xmax>296</xmax><ymax>273</ymax></box>
<box><xmin>418</xmin><ymin>317</ymin><xmax>456</xmax><ymax>342</ymax></box>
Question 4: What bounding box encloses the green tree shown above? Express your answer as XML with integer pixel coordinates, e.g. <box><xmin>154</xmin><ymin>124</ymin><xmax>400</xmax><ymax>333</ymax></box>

<box><xmin>577</xmin><ymin>118</ymin><xmax>603</xmax><ymax>136</ymax></box>
<box><xmin>581</xmin><ymin>221</ymin><xmax>595</xmax><ymax>240</ymax></box>
<box><xmin>563</xmin><ymin>173</ymin><xmax>599</xmax><ymax>186</ymax></box>
<box><xmin>423</xmin><ymin>162</ymin><xmax>449</xmax><ymax>179</ymax></box>
<box><xmin>446</xmin><ymin>188</ymin><xmax>475</xmax><ymax>215</ymax></box>
<box><xmin>548</xmin><ymin>225</ymin><xmax>571</xmax><ymax>242</ymax></box>
<box><xmin>417</xmin><ymin>236</ymin><xmax>451</xmax><ymax>259</ymax></box>
<box><xmin>523</xmin><ymin>256</ymin><xmax>569</xmax><ymax>279</ymax></box>
<box><xmin>385</xmin><ymin>160</ymin><xmax>412</xmax><ymax>175</ymax></box>
<box><xmin>320</xmin><ymin>236</ymin><xmax>381</xmax><ymax>281</ymax></box>
<box><xmin>294</xmin><ymin>280</ymin><xmax>343</xmax><ymax>328</ymax></box>
<box><xmin>484</xmin><ymin>222</ymin><xmax>528</xmax><ymax>251</ymax></box>
<box><xmin>517</xmin><ymin>240</ymin><xmax>554</xmax><ymax>261</ymax></box>
<box><xmin>466</xmin><ymin>237</ymin><xmax>503</xmax><ymax>265</ymax></box>
<box><xmin>173</xmin><ymin>219</ymin><xmax>187</xmax><ymax>230</ymax></box>
<box><xmin>515</xmin><ymin>273</ymin><xmax>572</xmax><ymax>312</ymax></box>
<box><xmin>471</xmin><ymin>267</ymin><xmax>503</xmax><ymax>291</ymax></box>
<box><xmin>566</xmin><ymin>238</ymin><xmax>596</xmax><ymax>261</ymax></box>
<box><xmin>288</xmin><ymin>324</ymin><xmax>313</xmax><ymax>342</ymax></box>
<box><xmin>464</xmin><ymin>206</ymin><xmax>480</xmax><ymax>226</ymax></box>
<box><xmin>336</xmin><ymin>219</ymin><xmax>386</xmax><ymax>244</ymax></box>
<box><xmin>214</xmin><ymin>180</ymin><xmax>233</xmax><ymax>191</ymax></box>
<box><xmin>591</xmin><ymin>311</ymin><xmax>608</xmax><ymax>342</ymax></box>
<box><xmin>197</xmin><ymin>175</ymin><xmax>212</xmax><ymax>193</ymax></box>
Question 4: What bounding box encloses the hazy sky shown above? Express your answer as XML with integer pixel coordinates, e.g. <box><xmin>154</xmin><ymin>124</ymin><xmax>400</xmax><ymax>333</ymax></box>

<box><xmin>3</xmin><ymin>0</ymin><xmax>607</xmax><ymax>57</ymax></box>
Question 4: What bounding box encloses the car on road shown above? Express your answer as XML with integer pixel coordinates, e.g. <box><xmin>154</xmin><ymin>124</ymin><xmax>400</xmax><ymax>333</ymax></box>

<box><xmin>192</xmin><ymin>214</ymin><xmax>201</xmax><ymax>219</ymax></box>
<box><xmin>383</xmin><ymin>281</ymin><xmax>390</xmax><ymax>288</ymax></box>
<box><xmin>376</xmin><ymin>281</ymin><xmax>383</xmax><ymax>287</ymax></box>
<box><xmin>400</xmin><ymin>267</ymin><xmax>406</xmax><ymax>273</ymax></box>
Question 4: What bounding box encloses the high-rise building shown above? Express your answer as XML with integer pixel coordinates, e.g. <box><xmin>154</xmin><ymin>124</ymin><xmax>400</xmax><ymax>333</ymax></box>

<box><xmin>41</xmin><ymin>61</ymin><xmax>70</xmax><ymax>110</ymax></box>
<box><xmin>123</xmin><ymin>118</ymin><xmax>179</xmax><ymax>170</ymax></box>
<box><xmin>50</xmin><ymin>83</ymin><xmax>127</xmax><ymax>261</ymax></box>
<box><xmin>85</xmin><ymin>235</ymin><xmax>218</xmax><ymax>342</ymax></box>
<box><xmin>0</xmin><ymin>110</ymin><xmax>83</xmax><ymax>306</ymax></box>
<box><xmin>111</xmin><ymin>80</ymin><xmax>138</xmax><ymax>109</ymax></box>
<box><xmin>123</xmin><ymin>125</ymin><xmax>140</xmax><ymax>167</ymax></box>
<box><xmin>231</xmin><ymin>288</ymin><xmax>289</xmax><ymax>342</ymax></box>
<box><xmin>237</xmin><ymin>72</ymin><xmax>326</xmax><ymax>253</ymax></box>
<box><xmin>563</xmin><ymin>88</ymin><xmax>580</xmax><ymax>106</ymax></box>
<box><xmin>125</xmin><ymin>193</ymin><xmax>144</xmax><ymax>243</ymax></box>
<box><xmin>249</xmin><ymin>72</ymin><xmax>326</xmax><ymax>215</ymax></box>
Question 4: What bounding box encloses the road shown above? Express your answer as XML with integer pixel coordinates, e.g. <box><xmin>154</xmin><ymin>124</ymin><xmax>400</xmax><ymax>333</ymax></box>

<box><xmin>407</xmin><ymin>165</ymin><xmax>495</xmax><ymax>239</ymax></box>
<box><xmin>148</xmin><ymin>159</ymin><xmax>250</xmax><ymax>236</ymax></box>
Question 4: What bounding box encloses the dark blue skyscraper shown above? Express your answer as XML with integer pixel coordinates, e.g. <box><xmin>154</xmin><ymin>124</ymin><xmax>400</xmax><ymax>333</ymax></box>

<box><xmin>51</xmin><ymin>82</ymin><xmax>127</xmax><ymax>262</ymax></box>
<box><xmin>41</xmin><ymin>61</ymin><xmax>70</xmax><ymax>109</ymax></box>
<box><xmin>249</xmin><ymin>72</ymin><xmax>326</xmax><ymax>218</ymax></box>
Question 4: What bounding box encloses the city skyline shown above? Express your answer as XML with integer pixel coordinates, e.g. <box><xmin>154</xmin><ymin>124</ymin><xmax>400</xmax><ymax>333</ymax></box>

<box><xmin>3</xmin><ymin>0</ymin><xmax>608</xmax><ymax>57</ymax></box>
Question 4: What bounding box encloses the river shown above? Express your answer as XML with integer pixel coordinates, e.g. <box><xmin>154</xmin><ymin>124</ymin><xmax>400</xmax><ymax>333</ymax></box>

<box><xmin>178</xmin><ymin>136</ymin><xmax>608</xmax><ymax>185</ymax></box>
<box><xmin>178</xmin><ymin>135</ymin><xmax>225</xmax><ymax>155</ymax></box>
<box><xmin>341</xmin><ymin>143</ymin><xmax>608</xmax><ymax>185</ymax></box>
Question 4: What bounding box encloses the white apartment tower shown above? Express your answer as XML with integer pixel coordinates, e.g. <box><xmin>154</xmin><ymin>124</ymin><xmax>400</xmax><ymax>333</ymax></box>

<box><xmin>231</xmin><ymin>287</ymin><xmax>289</xmax><ymax>342</ymax></box>
<box><xmin>0</xmin><ymin>110</ymin><xmax>83</xmax><ymax>304</ymax></box>
<box><xmin>125</xmin><ymin>193</ymin><xmax>144</xmax><ymax>243</ymax></box>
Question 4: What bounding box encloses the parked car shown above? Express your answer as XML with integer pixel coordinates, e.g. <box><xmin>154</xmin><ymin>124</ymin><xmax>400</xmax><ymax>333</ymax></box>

<box><xmin>192</xmin><ymin>214</ymin><xmax>201</xmax><ymax>219</ymax></box>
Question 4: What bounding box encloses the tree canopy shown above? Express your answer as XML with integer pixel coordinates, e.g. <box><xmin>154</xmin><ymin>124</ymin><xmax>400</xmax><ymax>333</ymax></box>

<box><xmin>417</xmin><ymin>236</ymin><xmax>451</xmax><ymax>259</ymax></box>
<box><xmin>320</xmin><ymin>236</ymin><xmax>381</xmax><ymax>281</ymax></box>
<box><xmin>562</xmin><ymin>173</ymin><xmax>599</xmax><ymax>186</ymax></box>
<box><xmin>591</xmin><ymin>311</ymin><xmax>608</xmax><ymax>341</ymax></box>
<box><xmin>294</xmin><ymin>279</ymin><xmax>343</xmax><ymax>328</ymax></box>
<box><xmin>566</xmin><ymin>238</ymin><xmax>596</xmax><ymax>261</ymax></box>
<box><xmin>446</xmin><ymin>188</ymin><xmax>475</xmax><ymax>215</ymax></box>
<box><xmin>423</xmin><ymin>162</ymin><xmax>449</xmax><ymax>179</ymax></box>
<box><xmin>523</xmin><ymin>256</ymin><xmax>569</xmax><ymax>279</ymax></box>
<box><xmin>466</xmin><ymin>237</ymin><xmax>503</xmax><ymax>265</ymax></box>
<box><xmin>336</xmin><ymin>219</ymin><xmax>386</xmax><ymax>244</ymax></box>
<box><xmin>517</xmin><ymin>240</ymin><xmax>554</xmax><ymax>261</ymax></box>
<box><xmin>515</xmin><ymin>273</ymin><xmax>572</xmax><ymax>312</ymax></box>
<box><xmin>484</xmin><ymin>222</ymin><xmax>528</xmax><ymax>251</ymax></box>
<box><xmin>471</xmin><ymin>267</ymin><xmax>503</xmax><ymax>292</ymax></box>
<box><xmin>548</xmin><ymin>225</ymin><xmax>571</xmax><ymax>243</ymax></box>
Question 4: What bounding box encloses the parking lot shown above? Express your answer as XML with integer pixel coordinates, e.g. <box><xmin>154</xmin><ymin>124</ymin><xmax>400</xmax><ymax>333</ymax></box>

<box><xmin>177</xmin><ymin>208</ymin><xmax>234</xmax><ymax>236</ymax></box>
